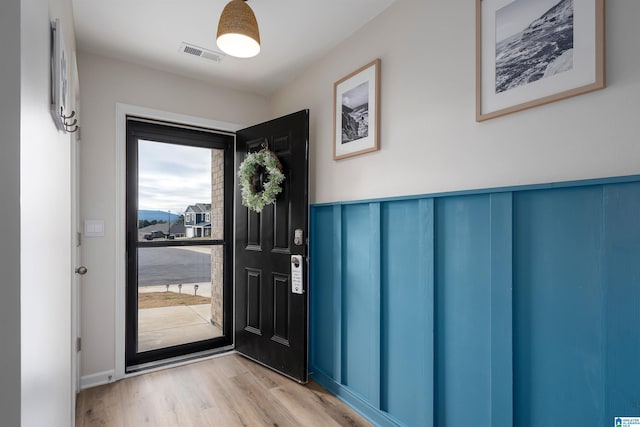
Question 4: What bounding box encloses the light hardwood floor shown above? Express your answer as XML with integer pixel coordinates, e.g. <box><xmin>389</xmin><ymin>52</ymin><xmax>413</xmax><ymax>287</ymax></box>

<box><xmin>76</xmin><ymin>353</ymin><xmax>372</xmax><ymax>426</ymax></box>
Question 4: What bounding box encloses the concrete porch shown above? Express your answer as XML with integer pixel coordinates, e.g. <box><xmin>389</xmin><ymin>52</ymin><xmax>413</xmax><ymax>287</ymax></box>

<box><xmin>138</xmin><ymin>282</ymin><xmax>222</xmax><ymax>352</ymax></box>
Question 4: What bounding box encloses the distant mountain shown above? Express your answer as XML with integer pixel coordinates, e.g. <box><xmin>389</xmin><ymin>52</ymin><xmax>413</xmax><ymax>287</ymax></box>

<box><xmin>138</xmin><ymin>210</ymin><xmax>180</xmax><ymax>222</ymax></box>
<box><xmin>496</xmin><ymin>0</ymin><xmax>573</xmax><ymax>93</ymax></box>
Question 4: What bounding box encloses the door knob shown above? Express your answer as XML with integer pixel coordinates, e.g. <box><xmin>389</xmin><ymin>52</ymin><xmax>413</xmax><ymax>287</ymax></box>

<box><xmin>75</xmin><ymin>266</ymin><xmax>88</xmax><ymax>275</ymax></box>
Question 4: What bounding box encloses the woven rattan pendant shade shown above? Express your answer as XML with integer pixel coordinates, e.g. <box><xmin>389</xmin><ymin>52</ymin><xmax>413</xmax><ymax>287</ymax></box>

<box><xmin>216</xmin><ymin>0</ymin><xmax>261</xmax><ymax>58</ymax></box>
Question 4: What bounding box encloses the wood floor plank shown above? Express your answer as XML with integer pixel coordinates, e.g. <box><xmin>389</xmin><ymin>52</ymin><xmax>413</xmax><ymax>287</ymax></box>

<box><xmin>76</xmin><ymin>353</ymin><xmax>372</xmax><ymax>427</ymax></box>
<box><xmin>269</xmin><ymin>379</ymin><xmax>371</xmax><ymax>427</ymax></box>
<box><xmin>305</xmin><ymin>381</ymin><xmax>372</xmax><ymax>427</ymax></box>
<box><xmin>230</xmin><ymin>371</ymin><xmax>300</xmax><ymax>426</ymax></box>
<box><xmin>237</xmin><ymin>355</ymin><xmax>291</xmax><ymax>391</ymax></box>
<box><xmin>78</xmin><ymin>381</ymin><xmax>125</xmax><ymax>427</ymax></box>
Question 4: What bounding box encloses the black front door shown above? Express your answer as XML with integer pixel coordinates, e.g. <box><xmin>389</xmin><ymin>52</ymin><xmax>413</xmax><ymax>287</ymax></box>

<box><xmin>235</xmin><ymin>110</ymin><xmax>309</xmax><ymax>383</ymax></box>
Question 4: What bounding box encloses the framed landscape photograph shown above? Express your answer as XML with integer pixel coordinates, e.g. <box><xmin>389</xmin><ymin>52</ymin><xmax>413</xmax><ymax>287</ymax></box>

<box><xmin>334</xmin><ymin>59</ymin><xmax>380</xmax><ymax>160</ymax></box>
<box><xmin>50</xmin><ymin>18</ymin><xmax>70</xmax><ymax>131</ymax></box>
<box><xmin>476</xmin><ymin>0</ymin><xmax>605</xmax><ymax>121</ymax></box>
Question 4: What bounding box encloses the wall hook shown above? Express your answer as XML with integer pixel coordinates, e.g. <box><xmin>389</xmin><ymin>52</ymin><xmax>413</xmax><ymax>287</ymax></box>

<box><xmin>60</xmin><ymin>107</ymin><xmax>76</xmax><ymax>120</ymax></box>
<box><xmin>60</xmin><ymin>107</ymin><xmax>79</xmax><ymax>133</ymax></box>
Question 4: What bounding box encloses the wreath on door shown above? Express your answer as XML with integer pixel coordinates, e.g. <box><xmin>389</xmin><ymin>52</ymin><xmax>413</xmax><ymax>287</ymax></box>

<box><xmin>238</xmin><ymin>149</ymin><xmax>285</xmax><ymax>212</ymax></box>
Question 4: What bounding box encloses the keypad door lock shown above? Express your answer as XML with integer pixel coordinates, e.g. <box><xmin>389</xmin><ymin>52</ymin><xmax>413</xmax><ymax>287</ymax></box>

<box><xmin>294</xmin><ymin>229</ymin><xmax>304</xmax><ymax>246</ymax></box>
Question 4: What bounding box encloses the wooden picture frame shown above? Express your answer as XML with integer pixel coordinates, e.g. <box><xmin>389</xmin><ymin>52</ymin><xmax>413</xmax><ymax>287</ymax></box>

<box><xmin>334</xmin><ymin>59</ymin><xmax>380</xmax><ymax>160</ymax></box>
<box><xmin>476</xmin><ymin>0</ymin><xmax>605</xmax><ymax>121</ymax></box>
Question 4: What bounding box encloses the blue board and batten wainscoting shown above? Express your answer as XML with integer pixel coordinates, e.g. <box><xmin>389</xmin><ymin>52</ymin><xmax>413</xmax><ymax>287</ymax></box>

<box><xmin>309</xmin><ymin>176</ymin><xmax>640</xmax><ymax>427</ymax></box>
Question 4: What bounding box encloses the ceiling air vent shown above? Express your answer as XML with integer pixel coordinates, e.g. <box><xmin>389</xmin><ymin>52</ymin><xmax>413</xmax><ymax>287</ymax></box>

<box><xmin>179</xmin><ymin>42</ymin><xmax>225</xmax><ymax>63</ymax></box>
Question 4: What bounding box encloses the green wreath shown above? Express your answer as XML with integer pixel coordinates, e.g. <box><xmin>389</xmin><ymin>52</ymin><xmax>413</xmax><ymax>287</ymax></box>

<box><xmin>238</xmin><ymin>149</ymin><xmax>285</xmax><ymax>212</ymax></box>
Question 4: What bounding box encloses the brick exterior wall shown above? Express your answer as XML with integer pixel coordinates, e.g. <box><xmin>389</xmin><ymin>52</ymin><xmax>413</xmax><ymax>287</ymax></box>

<box><xmin>210</xmin><ymin>149</ymin><xmax>225</xmax><ymax>327</ymax></box>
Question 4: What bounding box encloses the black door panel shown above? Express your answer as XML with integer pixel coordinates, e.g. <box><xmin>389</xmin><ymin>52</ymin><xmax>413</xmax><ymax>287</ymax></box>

<box><xmin>235</xmin><ymin>110</ymin><xmax>309</xmax><ymax>382</ymax></box>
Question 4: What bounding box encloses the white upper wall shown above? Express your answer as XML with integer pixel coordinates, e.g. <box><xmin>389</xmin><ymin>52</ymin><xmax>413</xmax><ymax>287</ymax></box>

<box><xmin>270</xmin><ymin>0</ymin><xmax>640</xmax><ymax>204</ymax></box>
<box><xmin>20</xmin><ymin>0</ymin><xmax>77</xmax><ymax>425</ymax></box>
<box><xmin>0</xmin><ymin>0</ymin><xmax>22</xmax><ymax>425</ymax></box>
<box><xmin>77</xmin><ymin>52</ymin><xmax>269</xmax><ymax>376</ymax></box>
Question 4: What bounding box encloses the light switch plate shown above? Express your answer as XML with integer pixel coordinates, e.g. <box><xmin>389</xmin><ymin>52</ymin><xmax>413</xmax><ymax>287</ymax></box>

<box><xmin>84</xmin><ymin>219</ymin><xmax>105</xmax><ymax>237</ymax></box>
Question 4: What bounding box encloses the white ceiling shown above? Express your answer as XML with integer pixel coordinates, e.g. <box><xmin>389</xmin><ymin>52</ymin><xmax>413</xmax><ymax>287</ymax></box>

<box><xmin>72</xmin><ymin>0</ymin><xmax>396</xmax><ymax>96</ymax></box>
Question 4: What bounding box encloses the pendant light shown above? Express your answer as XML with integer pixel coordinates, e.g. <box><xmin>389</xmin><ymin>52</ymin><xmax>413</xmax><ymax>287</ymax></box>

<box><xmin>216</xmin><ymin>0</ymin><xmax>261</xmax><ymax>58</ymax></box>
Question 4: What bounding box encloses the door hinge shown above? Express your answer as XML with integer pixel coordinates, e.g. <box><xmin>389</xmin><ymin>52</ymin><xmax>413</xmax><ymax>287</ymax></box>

<box><xmin>76</xmin><ymin>337</ymin><xmax>81</xmax><ymax>352</ymax></box>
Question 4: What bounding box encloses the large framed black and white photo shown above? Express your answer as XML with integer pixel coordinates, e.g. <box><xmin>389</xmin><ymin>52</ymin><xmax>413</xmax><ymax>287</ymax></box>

<box><xmin>334</xmin><ymin>59</ymin><xmax>380</xmax><ymax>160</ymax></box>
<box><xmin>50</xmin><ymin>18</ymin><xmax>69</xmax><ymax>131</ymax></box>
<box><xmin>476</xmin><ymin>0</ymin><xmax>605</xmax><ymax>121</ymax></box>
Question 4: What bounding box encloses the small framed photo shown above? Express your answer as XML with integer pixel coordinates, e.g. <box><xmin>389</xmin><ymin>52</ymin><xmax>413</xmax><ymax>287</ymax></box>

<box><xmin>50</xmin><ymin>18</ymin><xmax>69</xmax><ymax>131</ymax></box>
<box><xmin>476</xmin><ymin>0</ymin><xmax>605</xmax><ymax>121</ymax></box>
<box><xmin>334</xmin><ymin>59</ymin><xmax>380</xmax><ymax>160</ymax></box>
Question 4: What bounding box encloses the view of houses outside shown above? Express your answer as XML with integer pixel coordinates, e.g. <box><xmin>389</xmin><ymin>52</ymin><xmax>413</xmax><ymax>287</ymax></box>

<box><xmin>184</xmin><ymin>203</ymin><xmax>212</xmax><ymax>238</ymax></box>
<box><xmin>136</xmin><ymin>203</ymin><xmax>212</xmax><ymax>242</ymax></box>
<box><xmin>136</xmin><ymin>140</ymin><xmax>225</xmax><ymax>351</ymax></box>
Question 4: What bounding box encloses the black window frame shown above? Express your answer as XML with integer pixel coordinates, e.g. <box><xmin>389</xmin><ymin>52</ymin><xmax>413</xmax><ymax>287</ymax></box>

<box><xmin>125</xmin><ymin>117</ymin><xmax>234</xmax><ymax>370</ymax></box>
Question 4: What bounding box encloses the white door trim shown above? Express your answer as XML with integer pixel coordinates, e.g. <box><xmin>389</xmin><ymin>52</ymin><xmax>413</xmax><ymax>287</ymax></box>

<box><xmin>70</xmin><ymin>51</ymin><xmax>81</xmax><ymax>425</ymax></box>
<box><xmin>114</xmin><ymin>103</ymin><xmax>241</xmax><ymax>380</ymax></box>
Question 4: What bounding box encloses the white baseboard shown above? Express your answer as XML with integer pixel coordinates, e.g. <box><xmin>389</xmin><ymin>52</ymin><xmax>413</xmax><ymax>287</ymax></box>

<box><xmin>80</xmin><ymin>370</ymin><xmax>116</xmax><ymax>390</ymax></box>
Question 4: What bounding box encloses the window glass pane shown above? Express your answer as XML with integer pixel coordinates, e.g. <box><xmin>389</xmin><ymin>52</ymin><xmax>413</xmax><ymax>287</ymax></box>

<box><xmin>137</xmin><ymin>140</ymin><xmax>225</xmax><ymax>241</ymax></box>
<box><xmin>137</xmin><ymin>245</ymin><xmax>224</xmax><ymax>352</ymax></box>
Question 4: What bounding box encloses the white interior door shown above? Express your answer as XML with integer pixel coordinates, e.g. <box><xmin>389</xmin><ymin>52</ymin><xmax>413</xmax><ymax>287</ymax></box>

<box><xmin>71</xmin><ymin>133</ymin><xmax>81</xmax><ymax>394</ymax></box>
<box><xmin>70</xmin><ymin>52</ymin><xmax>82</xmax><ymax>406</ymax></box>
